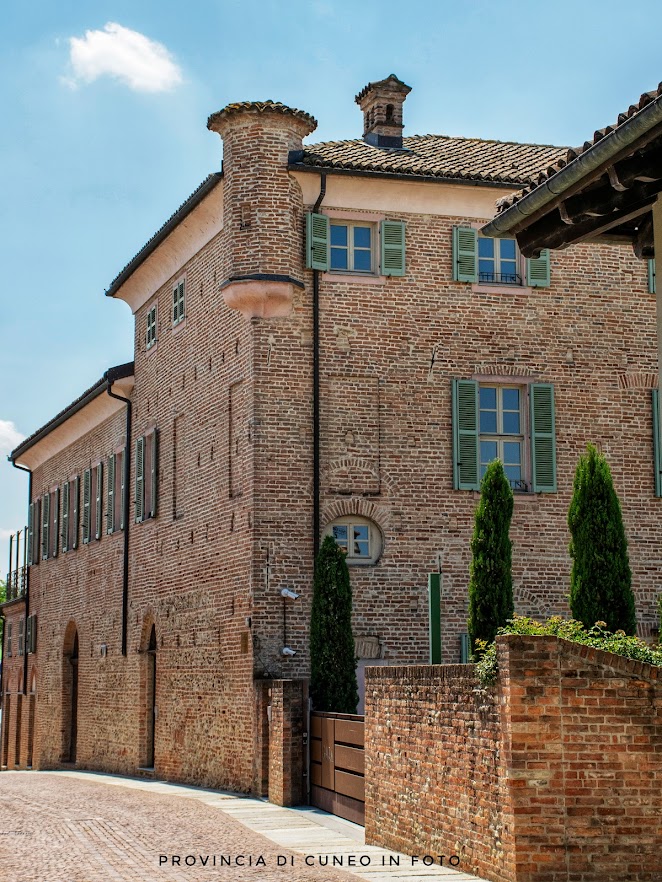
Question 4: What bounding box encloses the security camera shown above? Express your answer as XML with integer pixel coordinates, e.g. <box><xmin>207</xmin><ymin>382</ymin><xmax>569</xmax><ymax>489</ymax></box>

<box><xmin>280</xmin><ymin>588</ymin><xmax>300</xmax><ymax>600</ymax></box>
<box><xmin>281</xmin><ymin>646</ymin><xmax>297</xmax><ymax>657</ymax></box>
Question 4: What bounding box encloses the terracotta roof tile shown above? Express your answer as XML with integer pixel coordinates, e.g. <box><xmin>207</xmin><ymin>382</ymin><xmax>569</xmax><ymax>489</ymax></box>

<box><xmin>299</xmin><ymin>134</ymin><xmax>567</xmax><ymax>186</ymax></box>
<box><xmin>495</xmin><ymin>81</ymin><xmax>662</xmax><ymax>213</ymax></box>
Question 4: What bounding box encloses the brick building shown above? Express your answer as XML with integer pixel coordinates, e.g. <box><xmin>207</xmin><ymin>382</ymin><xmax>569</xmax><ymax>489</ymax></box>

<box><xmin>2</xmin><ymin>75</ymin><xmax>660</xmax><ymax>794</ymax></box>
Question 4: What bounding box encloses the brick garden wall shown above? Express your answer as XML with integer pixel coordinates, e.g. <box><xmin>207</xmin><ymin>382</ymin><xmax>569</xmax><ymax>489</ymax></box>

<box><xmin>365</xmin><ymin>635</ymin><xmax>662</xmax><ymax>882</ymax></box>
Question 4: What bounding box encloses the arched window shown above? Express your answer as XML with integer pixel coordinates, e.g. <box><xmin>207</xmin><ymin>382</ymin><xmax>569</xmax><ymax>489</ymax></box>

<box><xmin>323</xmin><ymin>515</ymin><xmax>383</xmax><ymax>565</ymax></box>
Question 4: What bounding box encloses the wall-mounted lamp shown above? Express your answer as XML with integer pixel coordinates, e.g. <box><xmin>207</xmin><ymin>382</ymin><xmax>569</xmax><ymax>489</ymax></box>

<box><xmin>281</xmin><ymin>588</ymin><xmax>300</xmax><ymax>600</ymax></box>
<box><xmin>281</xmin><ymin>646</ymin><xmax>297</xmax><ymax>657</ymax></box>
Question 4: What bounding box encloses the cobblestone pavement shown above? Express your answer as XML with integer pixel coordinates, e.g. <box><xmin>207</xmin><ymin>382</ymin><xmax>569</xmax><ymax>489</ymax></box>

<box><xmin>0</xmin><ymin>772</ymin><xmax>484</xmax><ymax>882</ymax></box>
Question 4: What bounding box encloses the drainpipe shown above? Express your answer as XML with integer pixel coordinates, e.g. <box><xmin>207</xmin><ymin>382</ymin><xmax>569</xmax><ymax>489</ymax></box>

<box><xmin>12</xmin><ymin>463</ymin><xmax>31</xmax><ymax>696</ymax></box>
<box><xmin>106</xmin><ymin>382</ymin><xmax>132</xmax><ymax>657</ymax></box>
<box><xmin>312</xmin><ymin>173</ymin><xmax>326</xmax><ymax>559</ymax></box>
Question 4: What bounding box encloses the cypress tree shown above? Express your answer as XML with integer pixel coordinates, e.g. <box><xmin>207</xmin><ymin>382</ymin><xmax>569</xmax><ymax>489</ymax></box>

<box><xmin>467</xmin><ymin>459</ymin><xmax>514</xmax><ymax>655</ymax></box>
<box><xmin>568</xmin><ymin>444</ymin><xmax>636</xmax><ymax>634</ymax></box>
<box><xmin>309</xmin><ymin>535</ymin><xmax>359</xmax><ymax>713</ymax></box>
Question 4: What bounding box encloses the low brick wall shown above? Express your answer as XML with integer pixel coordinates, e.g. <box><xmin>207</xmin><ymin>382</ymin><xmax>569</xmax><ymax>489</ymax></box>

<box><xmin>365</xmin><ymin>635</ymin><xmax>662</xmax><ymax>882</ymax></box>
<box><xmin>267</xmin><ymin>679</ymin><xmax>305</xmax><ymax>807</ymax></box>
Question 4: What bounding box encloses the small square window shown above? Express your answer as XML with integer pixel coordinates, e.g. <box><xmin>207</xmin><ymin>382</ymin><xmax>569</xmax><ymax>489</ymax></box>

<box><xmin>172</xmin><ymin>280</ymin><xmax>185</xmax><ymax>326</ymax></box>
<box><xmin>329</xmin><ymin>223</ymin><xmax>374</xmax><ymax>274</ymax></box>
<box><xmin>146</xmin><ymin>306</ymin><xmax>157</xmax><ymax>349</ymax></box>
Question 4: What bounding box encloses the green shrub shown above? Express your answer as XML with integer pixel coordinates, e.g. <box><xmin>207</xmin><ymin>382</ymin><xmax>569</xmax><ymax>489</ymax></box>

<box><xmin>467</xmin><ymin>459</ymin><xmax>514</xmax><ymax>656</ymax></box>
<box><xmin>309</xmin><ymin>535</ymin><xmax>359</xmax><ymax>713</ymax></box>
<box><xmin>568</xmin><ymin>445</ymin><xmax>636</xmax><ymax>634</ymax></box>
<box><xmin>475</xmin><ymin>616</ymin><xmax>662</xmax><ymax>686</ymax></box>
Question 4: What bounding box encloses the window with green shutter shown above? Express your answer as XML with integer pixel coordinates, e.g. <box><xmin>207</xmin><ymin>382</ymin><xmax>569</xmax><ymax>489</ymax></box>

<box><xmin>51</xmin><ymin>487</ymin><xmax>59</xmax><ymax>558</ymax></box>
<box><xmin>453</xmin><ymin>227</ymin><xmax>550</xmax><ymax>288</ymax></box>
<box><xmin>381</xmin><ymin>220</ymin><xmax>406</xmax><ymax>276</ymax></box>
<box><xmin>173</xmin><ymin>280</ymin><xmax>185</xmax><ymax>326</ymax></box>
<box><xmin>453</xmin><ymin>379</ymin><xmax>557</xmax><ymax>493</ymax></box>
<box><xmin>653</xmin><ymin>389</ymin><xmax>662</xmax><ymax>497</ymax></box>
<box><xmin>306</xmin><ymin>212</ymin><xmax>330</xmax><ymax>271</ymax></box>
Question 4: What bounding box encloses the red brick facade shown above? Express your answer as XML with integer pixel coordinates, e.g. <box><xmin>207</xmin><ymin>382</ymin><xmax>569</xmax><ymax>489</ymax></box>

<box><xmin>2</xmin><ymin>79</ymin><xmax>661</xmax><ymax>798</ymax></box>
<box><xmin>365</xmin><ymin>635</ymin><xmax>662</xmax><ymax>882</ymax></box>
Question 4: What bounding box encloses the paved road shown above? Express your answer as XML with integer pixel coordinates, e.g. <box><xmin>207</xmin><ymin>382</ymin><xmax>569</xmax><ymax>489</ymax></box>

<box><xmin>0</xmin><ymin>772</ymin><xmax>356</xmax><ymax>882</ymax></box>
<box><xmin>0</xmin><ymin>772</ymin><xmax>484</xmax><ymax>882</ymax></box>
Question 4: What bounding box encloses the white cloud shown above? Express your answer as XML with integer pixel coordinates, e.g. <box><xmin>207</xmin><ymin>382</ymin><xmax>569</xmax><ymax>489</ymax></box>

<box><xmin>66</xmin><ymin>22</ymin><xmax>182</xmax><ymax>93</ymax></box>
<box><xmin>0</xmin><ymin>420</ymin><xmax>24</xmax><ymax>457</ymax></box>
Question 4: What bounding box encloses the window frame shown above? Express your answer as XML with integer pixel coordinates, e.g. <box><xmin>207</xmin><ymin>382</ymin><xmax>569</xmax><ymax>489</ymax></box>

<box><xmin>329</xmin><ymin>221</ymin><xmax>376</xmax><ymax>275</ymax></box>
<box><xmin>478</xmin><ymin>384</ymin><xmax>530</xmax><ymax>492</ymax></box>
<box><xmin>323</xmin><ymin>515</ymin><xmax>383</xmax><ymax>566</ymax></box>
<box><xmin>477</xmin><ymin>235</ymin><xmax>523</xmax><ymax>287</ymax></box>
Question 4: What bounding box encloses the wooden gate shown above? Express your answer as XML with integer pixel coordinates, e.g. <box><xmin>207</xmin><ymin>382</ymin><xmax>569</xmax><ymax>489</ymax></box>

<box><xmin>310</xmin><ymin>711</ymin><xmax>365</xmax><ymax>825</ymax></box>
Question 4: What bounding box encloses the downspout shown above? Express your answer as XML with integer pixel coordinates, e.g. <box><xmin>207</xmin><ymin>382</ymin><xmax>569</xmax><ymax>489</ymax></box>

<box><xmin>308</xmin><ymin>172</ymin><xmax>326</xmax><ymax>807</ymax></box>
<box><xmin>12</xmin><ymin>463</ymin><xmax>31</xmax><ymax>696</ymax></box>
<box><xmin>312</xmin><ymin>173</ymin><xmax>326</xmax><ymax>559</ymax></box>
<box><xmin>106</xmin><ymin>382</ymin><xmax>132</xmax><ymax>657</ymax></box>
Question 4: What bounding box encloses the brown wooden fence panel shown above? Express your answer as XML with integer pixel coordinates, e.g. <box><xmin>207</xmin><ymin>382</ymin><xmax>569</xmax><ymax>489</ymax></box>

<box><xmin>310</xmin><ymin>711</ymin><xmax>365</xmax><ymax>825</ymax></box>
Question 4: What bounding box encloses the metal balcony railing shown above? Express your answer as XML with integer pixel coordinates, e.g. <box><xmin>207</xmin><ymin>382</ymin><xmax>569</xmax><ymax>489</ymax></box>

<box><xmin>5</xmin><ymin>566</ymin><xmax>26</xmax><ymax>601</ymax></box>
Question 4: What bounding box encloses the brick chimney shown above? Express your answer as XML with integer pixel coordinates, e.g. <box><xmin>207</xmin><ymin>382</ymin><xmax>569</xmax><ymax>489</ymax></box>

<box><xmin>355</xmin><ymin>74</ymin><xmax>412</xmax><ymax>149</ymax></box>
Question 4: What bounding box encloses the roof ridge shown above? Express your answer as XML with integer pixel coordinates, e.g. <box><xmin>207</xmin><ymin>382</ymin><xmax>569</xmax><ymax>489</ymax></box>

<box><xmin>305</xmin><ymin>133</ymin><xmax>567</xmax><ymax>151</ymax></box>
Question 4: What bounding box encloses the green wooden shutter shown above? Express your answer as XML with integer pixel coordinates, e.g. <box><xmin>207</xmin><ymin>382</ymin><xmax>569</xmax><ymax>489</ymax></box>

<box><xmin>28</xmin><ymin>614</ymin><xmax>37</xmax><ymax>654</ymax></box>
<box><xmin>52</xmin><ymin>487</ymin><xmax>59</xmax><ymax>558</ymax></box>
<box><xmin>530</xmin><ymin>383</ymin><xmax>557</xmax><ymax>492</ymax></box>
<box><xmin>25</xmin><ymin>615</ymin><xmax>32</xmax><ymax>655</ymax></box>
<box><xmin>41</xmin><ymin>494</ymin><xmax>50</xmax><ymax>560</ymax></box>
<box><xmin>652</xmin><ymin>389</ymin><xmax>662</xmax><ymax>497</ymax></box>
<box><xmin>135</xmin><ymin>437</ymin><xmax>145</xmax><ymax>523</ymax></box>
<box><xmin>95</xmin><ymin>463</ymin><xmax>103</xmax><ymax>540</ymax></box>
<box><xmin>452</xmin><ymin>226</ymin><xmax>477</xmax><ymax>282</ymax></box>
<box><xmin>32</xmin><ymin>499</ymin><xmax>40</xmax><ymax>565</ymax></box>
<box><xmin>27</xmin><ymin>503</ymin><xmax>34</xmax><ymax>566</ymax></box>
<box><xmin>150</xmin><ymin>431</ymin><xmax>159</xmax><ymax>518</ymax></box>
<box><xmin>107</xmin><ymin>454</ymin><xmax>116</xmax><ymax>534</ymax></box>
<box><xmin>452</xmin><ymin>379</ymin><xmax>480</xmax><ymax>490</ymax></box>
<box><xmin>381</xmin><ymin>220</ymin><xmax>406</xmax><ymax>276</ymax></box>
<box><xmin>6</xmin><ymin>622</ymin><xmax>11</xmax><ymax>656</ymax></box>
<box><xmin>72</xmin><ymin>476</ymin><xmax>80</xmax><ymax>549</ymax></box>
<box><xmin>648</xmin><ymin>259</ymin><xmax>656</xmax><ymax>294</ymax></box>
<box><xmin>526</xmin><ymin>250</ymin><xmax>551</xmax><ymax>287</ymax></box>
<box><xmin>119</xmin><ymin>450</ymin><xmax>126</xmax><ymax>531</ymax></box>
<box><xmin>82</xmin><ymin>469</ymin><xmax>91</xmax><ymax>544</ymax></box>
<box><xmin>18</xmin><ymin>617</ymin><xmax>24</xmax><ymax>656</ymax></box>
<box><xmin>306</xmin><ymin>212</ymin><xmax>330</xmax><ymax>271</ymax></box>
<box><xmin>62</xmin><ymin>483</ymin><xmax>70</xmax><ymax>552</ymax></box>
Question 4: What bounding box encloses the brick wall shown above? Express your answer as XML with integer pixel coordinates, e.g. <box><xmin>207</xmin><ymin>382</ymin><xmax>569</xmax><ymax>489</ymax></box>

<box><xmin>365</xmin><ymin>635</ymin><xmax>662</xmax><ymax>882</ymax></box>
<box><xmin>267</xmin><ymin>679</ymin><xmax>306</xmax><ymax>806</ymax></box>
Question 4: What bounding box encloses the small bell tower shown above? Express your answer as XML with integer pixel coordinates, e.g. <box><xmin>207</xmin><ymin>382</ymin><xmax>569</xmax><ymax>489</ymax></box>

<box><xmin>355</xmin><ymin>74</ymin><xmax>412</xmax><ymax>149</ymax></box>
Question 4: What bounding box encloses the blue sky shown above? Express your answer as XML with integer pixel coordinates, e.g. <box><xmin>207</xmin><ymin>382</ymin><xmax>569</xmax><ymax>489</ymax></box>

<box><xmin>2</xmin><ymin>0</ymin><xmax>662</xmax><ymax>570</ymax></box>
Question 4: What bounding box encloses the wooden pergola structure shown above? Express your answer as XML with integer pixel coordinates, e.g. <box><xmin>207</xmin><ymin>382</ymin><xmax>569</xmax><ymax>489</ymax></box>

<box><xmin>482</xmin><ymin>81</ymin><xmax>662</xmax><ymax>404</ymax></box>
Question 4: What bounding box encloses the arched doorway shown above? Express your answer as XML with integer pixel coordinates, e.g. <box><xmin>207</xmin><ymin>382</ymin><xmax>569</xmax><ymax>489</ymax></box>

<box><xmin>143</xmin><ymin>624</ymin><xmax>157</xmax><ymax>768</ymax></box>
<box><xmin>62</xmin><ymin>624</ymin><xmax>79</xmax><ymax>763</ymax></box>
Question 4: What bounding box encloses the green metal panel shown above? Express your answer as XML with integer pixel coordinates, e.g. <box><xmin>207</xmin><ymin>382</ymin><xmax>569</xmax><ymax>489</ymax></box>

<box><xmin>428</xmin><ymin>573</ymin><xmax>442</xmax><ymax>664</ymax></box>
<box><xmin>648</xmin><ymin>259</ymin><xmax>656</xmax><ymax>294</ymax></box>
<box><xmin>653</xmin><ymin>389</ymin><xmax>661</xmax><ymax>497</ymax></box>
<box><xmin>452</xmin><ymin>226</ymin><xmax>477</xmax><ymax>283</ymax></box>
<box><xmin>460</xmin><ymin>633</ymin><xmax>470</xmax><ymax>663</ymax></box>
<box><xmin>526</xmin><ymin>249</ymin><xmax>551</xmax><ymax>287</ymax></box>
<box><xmin>306</xmin><ymin>212</ymin><xmax>330</xmax><ymax>271</ymax></box>
<box><xmin>530</xmin><ymin>383</ymin><xmax>557</xmax><ymax>492</ymax></box>
<box><xmin>452</xmin><ymin>378</ymin><xmax>480</xmax><ymax>490</ymax></box>
<box><xmin>381</xmin><ymin>220</ymin><xmax>405</xmax><ymax>276</ymax></box>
